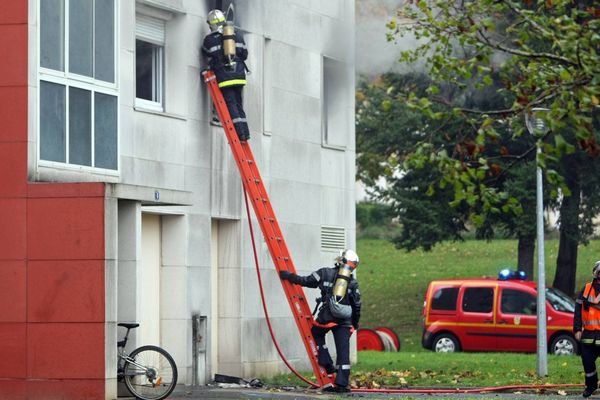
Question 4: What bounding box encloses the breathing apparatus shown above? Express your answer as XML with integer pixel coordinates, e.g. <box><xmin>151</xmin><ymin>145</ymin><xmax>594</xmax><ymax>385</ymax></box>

<box><xmin>222</xmin><ymin>21</ymin><xmax>236</xmax><ymax>69</ymax></box>
<box><xmin>332</xmin><ymin>250</ymin><xmax>359</xmax><ymax>302</ymax></box>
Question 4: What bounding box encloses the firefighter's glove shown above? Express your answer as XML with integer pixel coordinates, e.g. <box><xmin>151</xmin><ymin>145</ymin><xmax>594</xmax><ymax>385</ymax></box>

<box><xmin>279</xmin><ymin>271</ymin><xmax>293</xmax><ymax>281</ymax></box>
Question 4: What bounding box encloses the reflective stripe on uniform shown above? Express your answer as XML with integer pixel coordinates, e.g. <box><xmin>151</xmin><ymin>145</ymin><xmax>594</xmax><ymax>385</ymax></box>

<box><xmin>209</xmin><ymin>16</ymin><xmax>225</xmax><ymax>25</ymax></box>
<box><xmin>312</xmin><ymin>272</ymin><xmax>321</xmax><ymax>282</ymax></box>
<box><xmin>232</xmin><ymin>117</ymin><xmax>247</xmax><ymax>124</ymax></box>
<box><xmin>583</xmin><ymin>320</ymin><xmax>600</xmax><ymax>326</ymax></box>
<box><xmin>204</xmin><ymin>45</ymin><xmax>222</xmax><ymax>53</ymax></box>
<box><xmin>322</xmin><ymin>282</ymin><xmax>333</xmax><ymax>287</ymax></box>
<box><xmin>337</xmin><ymin>364</ymin><xmax>351</xmax><ymax>370</ymax></box>
<box><xmin>236</xmin><ymin>43</ymin><xmax>247</xmax><ymax>49</ymax></box>
<box><xmin>583</xmin><ymin>338</ymin><xmax>595</xmax><ymax>344</ymax></box>
<box><xmin>218</xmin><ymin>79</ymin><xmax>247</xmax><ymax>88</ymax></box>
<box><xmin>587</xmin><ymin>370</ymin><xmax>598</xmax><ymax>377</ymax></box>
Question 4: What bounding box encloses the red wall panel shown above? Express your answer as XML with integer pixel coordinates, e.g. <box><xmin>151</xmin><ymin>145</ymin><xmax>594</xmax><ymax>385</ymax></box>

<box><xmin>28</xmin><ymin>260</ymin><xmax>104</xmax><ymax>322</ymax></box>
<box><xmin>0</xmin><ymin>25</ymin><xmax>27</xmax><ymax>86</ymax></box>
<box><xmin>0</xmin><ymin>198</ymin><xmax>27</xmax><ymax>260</ymax></box>
<box><xmin>0</xmin><ymin>87</ymin><xmax>27</xmax><ymax>143</ymax></box>
<box><xmin>0</xmin><ymin>379</ymin><xmax>27</xmax><ymax>400</ymax></box>
<box><xmin>0</xmin><ymin>261</ymin><xmax>26</xmax><ymax>322</ymax></box>
<box><xmin>0</xmin><ymin>323</ymin><xmax>27</xmax><ymax>378</ymax></box>
<box><xmin>0</xmin><ymin>1</ymin><xmax>27</xmax><ymax>24</ymax></box>
<box><xmin>27</xmin><ymin>323</ymin><xmax>104</xmax><ymax>379</ymax></box>
<box><xmin>27</xmin><ymin>196</ymin><xmax>105</xmax><ymax>260</ymax></box>
<box><xmin>26</xmin><ymin>379</ymin><xmax>104</xmax><ymax>400</ymax></box>
<box><xmin>0</xmin><ymin>142</ymin><xmax>27</xmax><ymax>197</ymax></box>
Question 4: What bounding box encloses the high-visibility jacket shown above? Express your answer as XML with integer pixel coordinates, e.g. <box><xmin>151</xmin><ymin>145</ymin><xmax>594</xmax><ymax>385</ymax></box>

<box><xmin>582</xmin><ymin>282</ymin><xmax>600</xmax><ymax>331</ymax></box>
<box><xmin>201</xmin><ymin>29</ymin><xmax>248</xmax><ymax>88</ymax></box>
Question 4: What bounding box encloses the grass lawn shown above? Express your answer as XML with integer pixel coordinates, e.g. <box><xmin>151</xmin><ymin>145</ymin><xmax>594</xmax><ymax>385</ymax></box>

<box><xmin>357</xmin><ymin>238</ymin><xmax>600</xmax><ymax>352</ymax></box>
<box><xmin>269</xmin><ymin>351</ymin><xmax>583</xmax><ymax>388</ymax></box>
<box><xmin>265</xmin><ymin>239</ymin><xmax>599</xmax><ymax>390</ymax></box>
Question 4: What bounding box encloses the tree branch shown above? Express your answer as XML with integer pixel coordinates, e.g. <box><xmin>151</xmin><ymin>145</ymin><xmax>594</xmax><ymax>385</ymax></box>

<box><xmin>474</xmin><ymin>28</ymin><xmax>577</xmax><ymax>67</ymax></box>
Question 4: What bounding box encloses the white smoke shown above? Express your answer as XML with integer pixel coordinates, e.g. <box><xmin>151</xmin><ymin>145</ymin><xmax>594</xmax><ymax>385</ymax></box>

<box><xmin>356</xmin><ymin>0</ymin><xmax>421</xmax><ymax>77</ymax></box>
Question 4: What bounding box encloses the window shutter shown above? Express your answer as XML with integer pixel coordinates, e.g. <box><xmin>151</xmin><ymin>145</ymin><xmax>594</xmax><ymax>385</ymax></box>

<box><xmin>320</xmin><ymin>226</ymin><xmax>346</xmax><ymax>251</ymax></box>
<box><xmin>136</xmin><ymin>14</ymin><xmax>165</xmax><ymax>45</ymax></box>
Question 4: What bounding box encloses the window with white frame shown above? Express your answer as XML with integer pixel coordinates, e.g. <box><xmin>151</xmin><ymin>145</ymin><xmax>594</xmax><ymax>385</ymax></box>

<box><xmin>135</xmin><ymin>14</ymin><xmax>165</xmax><ymax>111</ymax></box>
<box><xmin>39</xmin><ymin>0</ymin><xmax>118</xmax><ymax>171</ymax></box>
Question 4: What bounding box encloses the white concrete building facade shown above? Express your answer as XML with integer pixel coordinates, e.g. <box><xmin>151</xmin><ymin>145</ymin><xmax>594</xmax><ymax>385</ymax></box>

<box><xmin>26</xmin><ymin>0</ymin><xmax>356</xmax><ymax>393</ymax></box>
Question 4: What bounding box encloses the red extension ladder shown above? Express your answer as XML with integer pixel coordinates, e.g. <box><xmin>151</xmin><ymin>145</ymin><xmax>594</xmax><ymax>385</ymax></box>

<box><xmin>202</xmin><ymin>70</ymin><xmax>334</xmax><ymax>388</ymax></box>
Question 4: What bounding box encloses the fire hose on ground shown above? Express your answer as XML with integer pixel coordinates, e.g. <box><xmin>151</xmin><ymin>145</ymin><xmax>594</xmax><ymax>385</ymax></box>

<box><xmin>243</xmin><ymin>189</ymin><xmax>583</xmax><ymax>394</ymax></box>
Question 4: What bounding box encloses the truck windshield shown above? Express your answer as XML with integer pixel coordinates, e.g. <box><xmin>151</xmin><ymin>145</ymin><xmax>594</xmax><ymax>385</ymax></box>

<box><xmin>546</xmin><ymin>287</ymin><xmax>575</xmax><ymax>313</ymax></box>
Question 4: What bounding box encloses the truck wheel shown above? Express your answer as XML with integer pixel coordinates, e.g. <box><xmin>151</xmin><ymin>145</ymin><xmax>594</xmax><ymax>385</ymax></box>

<box><xmin>433</xmin><ymin>333</ymin><xmax>460</xmax><ymax>353</ymax></box>
<box><xmin>550</xmin><ymin>334</ymin><xmax>577</xmax><ymax>356</ymax></box>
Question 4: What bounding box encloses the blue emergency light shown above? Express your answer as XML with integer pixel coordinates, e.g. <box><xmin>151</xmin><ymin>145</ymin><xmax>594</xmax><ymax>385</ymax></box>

<box><xmin>498</xmin><ymin>269</ymin><xmax>527</xmax><ymax>280</ymax></box>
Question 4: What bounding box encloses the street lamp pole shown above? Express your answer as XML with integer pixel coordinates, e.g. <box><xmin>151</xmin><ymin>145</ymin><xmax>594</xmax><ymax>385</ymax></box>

<box><xmin>525</xmin><ymin>107</ymin><xmax>550</xmax><ymax>377</ymax></box>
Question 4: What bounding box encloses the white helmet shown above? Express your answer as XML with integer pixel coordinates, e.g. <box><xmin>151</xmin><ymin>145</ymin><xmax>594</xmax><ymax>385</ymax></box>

<box><xmin>341</xmin><ymin>249</ymin><xmax>359</xmax><ymax>269</ymax></box>
<box><xmin>207</xmin><ymin>9</ymin><xmax>225</xmax><ymax>32</ymax></box>
<box><xmin>593</xmin><ymin>261</ymin><xmax>600</xmax><ymax>279</ymax></box>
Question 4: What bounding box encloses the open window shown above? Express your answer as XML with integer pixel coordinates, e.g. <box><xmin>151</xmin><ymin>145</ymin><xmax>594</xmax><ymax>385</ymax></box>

<box><xmin>135</xmin><ymin>14</ymin><xmax>165</xmax><ymax>111</ymax></box>
<box><xmin>322</xmin><ymin>56</ymin><xmax>352</xmax><ymax>149</ymax></box>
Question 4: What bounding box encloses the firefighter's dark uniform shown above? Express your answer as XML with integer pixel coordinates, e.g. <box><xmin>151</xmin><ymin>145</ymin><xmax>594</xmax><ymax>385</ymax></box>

<box><xmin>574</xmin><ymin>281</ymin><xmax>600</xmax><ymax>397</ymax></box>
<box><xmin>280</xmin><ymin>266</ymin><xmax>361</xmax><ymax>390</ymax></box>
<box><xmin>201</xmin><ymin>28</ymin><xmax>250</xmax><ymax>141</ymax></box>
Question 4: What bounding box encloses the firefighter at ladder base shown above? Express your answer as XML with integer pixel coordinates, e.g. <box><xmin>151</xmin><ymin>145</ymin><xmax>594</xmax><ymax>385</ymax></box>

<box><xmin>574</xmin><ymin>261</ymin><xmax>600</xmax><ymax>398</ymax></box>
<box><xmin>280</xmin><ymin>250</ymin><xmax>362</xmax><ymax>393</ymax></box>
<box><xmin>202</xmin><ymin>9</ymin><xmax>250</xmax><ymax>142</ymax></box>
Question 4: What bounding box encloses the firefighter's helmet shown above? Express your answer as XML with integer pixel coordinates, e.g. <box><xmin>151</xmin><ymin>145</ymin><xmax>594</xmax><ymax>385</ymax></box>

<box><xmin>341</xmin><ymin>249</ymin><xmax>359</xmax><ymax>269</ymax></box>
<box><xmin>207</xmin><ymin>9</ymin><xmax>225</xmax><ymax>32</ymax></box>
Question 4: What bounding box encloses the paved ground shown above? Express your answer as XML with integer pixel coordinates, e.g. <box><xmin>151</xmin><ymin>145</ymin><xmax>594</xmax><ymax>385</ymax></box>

<box><xmin>169</xmin><ymin>385</ymin><xmax>587</xmax><ymax>399</ymax></box>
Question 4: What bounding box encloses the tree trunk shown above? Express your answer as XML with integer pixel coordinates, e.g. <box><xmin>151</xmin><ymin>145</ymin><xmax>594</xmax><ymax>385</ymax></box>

<box><xmin>517</xmin><ymin>234</ymin><xmax>535</xmax><ymax>279</ymax></box>
<box><xmin>552</xmin><ymin>171</ymin><xmax>581</xmax><ymax>297</ymax></box>
<box><xmin>553</xmin><ymin>228</ymin><xmax>578</xmax><ymax>297</ymax></box>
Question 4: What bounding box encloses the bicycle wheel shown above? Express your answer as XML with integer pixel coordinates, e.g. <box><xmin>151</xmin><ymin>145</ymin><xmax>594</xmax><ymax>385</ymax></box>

<box><xmin>123</xmin><ymin>345</ymin><xmax>178</xmax><ymax>400</ymax></box>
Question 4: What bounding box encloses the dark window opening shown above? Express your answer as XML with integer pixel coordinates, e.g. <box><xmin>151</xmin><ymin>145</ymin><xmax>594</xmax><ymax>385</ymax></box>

<box><xmin>431</xmin><ymin>287</ymin><xmax>459</xmax><ymax>311</ymax></box>
<box><xmin>501</xmin><ymin>289</ymin><xmax>536</xmax><ymax>315</ymax></box>
<box><xmin>463</xmin><ymin>287</ymin><xmax>493</xmax><ymax>313</ymax></box>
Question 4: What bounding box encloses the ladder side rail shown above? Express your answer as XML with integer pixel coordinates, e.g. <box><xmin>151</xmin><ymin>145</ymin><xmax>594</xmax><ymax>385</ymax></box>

<box><xmin>202</xmin><ymin>71</ymin><xmax>333</xmax><ymax>386</ymax></box>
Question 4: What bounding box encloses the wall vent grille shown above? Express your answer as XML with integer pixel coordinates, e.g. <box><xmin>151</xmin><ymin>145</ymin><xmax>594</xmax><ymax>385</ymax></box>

<box><xmin>320</xmin><ymin>226</ymin><xmax>346</xmax><ymax>251</ymax></box>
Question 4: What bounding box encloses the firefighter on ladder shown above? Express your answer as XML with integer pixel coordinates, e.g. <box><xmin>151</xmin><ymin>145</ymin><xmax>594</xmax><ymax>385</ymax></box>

<box><xmin>202</xmin><ymin>9</ymin><xmax>250</xmax><ymax>142</ymax></box>
<box><xmin>574</xmin><ymin>261</ymin><xmax>600</xmax><ymax>398</ymax></box>
<box><xmin>280</xmin><ymin>250</ymin><xmax>362</xmax><ymax>393</ymax></box>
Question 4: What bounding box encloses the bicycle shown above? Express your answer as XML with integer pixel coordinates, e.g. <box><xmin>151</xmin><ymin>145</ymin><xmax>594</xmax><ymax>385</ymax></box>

<box><xmin>117</xmin><ymin>323</ymin><xmax>178</xmax><ymax>400</ymax></box>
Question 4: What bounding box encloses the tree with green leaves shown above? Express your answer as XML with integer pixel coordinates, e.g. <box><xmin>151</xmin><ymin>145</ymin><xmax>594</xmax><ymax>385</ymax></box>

<box><xmin>359</xmin><ymin>0</ymin><xmax>600</xmax><ymax>294</ymax></box>
<box><xmin>357</xmin><ymin>72</ymin><xmax>540</xmax><ymax>277</ymax></box>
